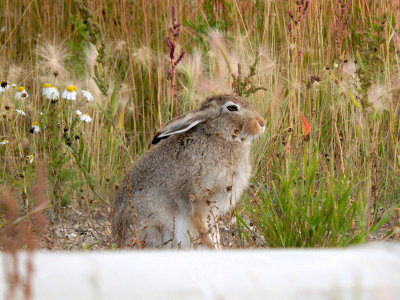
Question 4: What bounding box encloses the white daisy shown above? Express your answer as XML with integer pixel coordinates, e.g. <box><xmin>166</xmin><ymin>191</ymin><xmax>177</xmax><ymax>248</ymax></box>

<box><xmin>81</xmin><ymin>90</ymin><xmax>94</xmax><ymax>101</ymax></box>
<box><xmin>79</xmin><ymin>113</ymin><xmax>93</xmax><ymax>123</ymax></box>
<box><xmin>15</xmin><ymin>86</ymin><xmax>29</xmax><ymax>99</ymax></box>
<box><xmin>31</xmin><ymin>122</ymin><xmax>40</xmax><ymax>133</ymax></box>
<box><xmin>0</xmin><ymin>139</ymin><xmax>9</xmax><ymax>145</ymax></box>
<box><xmin>15</xmin><ymin>109</ymin><xmax>26</xmax><ymax>116</ymax></box>
<box><xmin>26</xmin><ymin>154</ymin><xmax>34</xmax><ymax>164</ymax></box>
<box><xmin>42</xmin><ymin>83</ymin><xmax>51</xmax><ymax>97</ymax></box>
<box><xmin>62</xmin><ymin>85</ymin><xmax>77</xmax><ymax>100</ymax></box>
<box><xmin>76</xmin><ymin>109</ymin><xmax>82</xmax><ymax>116</ymax></box>
<box><xmin>48</xmin><ymin>86</ymin><xmax>60</xmax><ymax>100</ymax></box>
<box><xmin>42</xmin><ymin>83</ymin><xmax>59</xmax><ymax>100</ymax></box>
<box><xmin>0</xmin><ymin>81</ymin><xmax>9</xmax><ymax>93</ymax></box>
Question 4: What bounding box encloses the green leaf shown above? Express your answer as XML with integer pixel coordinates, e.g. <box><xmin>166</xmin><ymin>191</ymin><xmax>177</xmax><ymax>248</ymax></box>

<box><xmin>349</xmin><ymin>90</ymin><xmax>361</xmax><ymax>109</ymax></box>
<box><xmin>108</xmin><ymin>85</ymin><xmax>118</xmax><ymax>116</ymax></box>
<box><xmin>97</xmin><ymin>103</ymin><xmax>112</xmax><ymax>122</ymax></box>
<box><xmin>369</xmin><ymin>216</ymin><xmax>390</xmax><ymax>235</ymax></box>
<box><xmin>355</xmin><ymin>51</ymin><xmax>366</xmax><ymax>72</ymax></box>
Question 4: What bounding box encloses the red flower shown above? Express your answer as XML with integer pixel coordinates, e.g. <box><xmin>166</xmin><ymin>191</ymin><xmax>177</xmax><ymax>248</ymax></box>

<box><xmin>300</xmin><ymin>113</ymin><xmax>311</xmax><ymax>136</ymax></box>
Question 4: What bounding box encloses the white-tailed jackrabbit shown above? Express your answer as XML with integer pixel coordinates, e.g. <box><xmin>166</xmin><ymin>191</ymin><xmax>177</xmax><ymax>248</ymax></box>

<box><xmin>112</xmin><ymin>94</ymin><xmax>265</xmax><ymax>248</ymax></box>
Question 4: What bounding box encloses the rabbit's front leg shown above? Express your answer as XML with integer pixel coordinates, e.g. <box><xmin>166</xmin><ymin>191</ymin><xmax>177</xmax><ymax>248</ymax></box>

<box><xmin>173</xmin><ymin>214</ymin><xmax>192</xmax><ymax>248</ymax></box>
<box><xmin>190</xmin><ymin>208</ymin><xmax>214</xmax><ymax>248</ymax></box>
<box><xmin>209</xmin><ymin>222</ymin><xmax>222</xmax><ymax>250</ymax></box>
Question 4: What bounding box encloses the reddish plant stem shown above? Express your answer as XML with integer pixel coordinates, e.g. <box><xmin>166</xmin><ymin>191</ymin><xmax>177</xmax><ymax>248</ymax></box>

<box><xmin>165</xmin><ymin>5</ymin><xmax>185</xmax><ymax>116</ymax></box>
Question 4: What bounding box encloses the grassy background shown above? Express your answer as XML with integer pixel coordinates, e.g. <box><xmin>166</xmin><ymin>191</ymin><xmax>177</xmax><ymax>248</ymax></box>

<box><xmin>1</xmin><ymin>0</ymin><xmax>400</xmax><ymax>248</ymax></box>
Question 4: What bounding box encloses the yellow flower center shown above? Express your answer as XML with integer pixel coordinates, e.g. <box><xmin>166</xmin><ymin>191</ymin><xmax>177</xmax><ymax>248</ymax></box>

<box><xmin>66</xmin><ymin>86</ymin><xmax>77</xmax><ymax>92</ymax></box>
<box><xmin>43</xmin><ymin>83</ymin><xmax>51</xmax><ymax>88</ymax></box>
<box><xmin>32</xmin><ymin>122</ymin><xmax>38</xmax><ymax>126</ymax></box>
<box><xmin>84</xmin><ymin>113</ymin><xmax>90</xmax><ymax>116</ymax></box>
<box><xmin>29</xmin><ymin>155</ymin><xmax>34</xmax><ymax>159</ymax></box>
<box><xmin>17</xmin><ymin>86</ymin><xmax>25</xmax><ymax>92</ymax></box>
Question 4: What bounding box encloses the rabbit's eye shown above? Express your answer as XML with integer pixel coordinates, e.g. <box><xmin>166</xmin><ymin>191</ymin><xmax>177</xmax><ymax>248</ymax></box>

<box><xmin>227</xmin><ymin>105</ymin><xmax>238</xmax><ymax>112</ymax></box>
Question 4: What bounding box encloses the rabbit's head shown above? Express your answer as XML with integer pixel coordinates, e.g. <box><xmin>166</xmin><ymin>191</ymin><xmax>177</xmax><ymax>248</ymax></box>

<box><xmin>152</xmin><ymin>94</ymin><xmax>265</xmax><ymax>145</ymax></box>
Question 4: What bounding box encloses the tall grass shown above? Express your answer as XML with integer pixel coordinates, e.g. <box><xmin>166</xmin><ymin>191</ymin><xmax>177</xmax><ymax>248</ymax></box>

<box><xmin>1</xmin><ymin>0</ymin><xmax>400</xmax><ymax>247</ymax></box>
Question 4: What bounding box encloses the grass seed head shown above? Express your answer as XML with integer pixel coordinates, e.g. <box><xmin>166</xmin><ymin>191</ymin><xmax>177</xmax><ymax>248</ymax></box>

<box><xmin>37</xmin><ymin>41</ymin><xmax>69</xmax><ymax>78</ymax></box>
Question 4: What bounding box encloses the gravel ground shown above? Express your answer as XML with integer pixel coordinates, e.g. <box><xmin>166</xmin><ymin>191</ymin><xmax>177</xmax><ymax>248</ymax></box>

<box><xmin>42</xmin><ymin>207</ymin><xmax>113</xmax><ymax>250</ymax></box>
<box><xmin>41</xmin><ymin>207</ymin><xmax>396</xmax><ymax>250</ymax></box>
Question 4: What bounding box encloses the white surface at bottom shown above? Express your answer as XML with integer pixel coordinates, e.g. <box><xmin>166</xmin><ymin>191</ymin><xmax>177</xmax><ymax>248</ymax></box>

<box><xmin>1</xmin><ymin>243</ymin><xmax>400</xmax><ymax>300</ymax></box>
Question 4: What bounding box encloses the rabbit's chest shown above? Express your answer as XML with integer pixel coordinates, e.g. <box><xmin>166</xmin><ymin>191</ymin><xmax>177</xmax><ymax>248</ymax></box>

<box><xmin>201</xmin><ymin>153</ymin><xmax>251</xmax><ymax>214</ymax></box>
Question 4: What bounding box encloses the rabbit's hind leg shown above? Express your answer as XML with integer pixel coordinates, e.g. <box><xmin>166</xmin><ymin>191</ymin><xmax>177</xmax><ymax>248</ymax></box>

<box><xmin>112</xmin><ymin>207</ymin><xmax>134</xmax><ymax>248</ymax></box>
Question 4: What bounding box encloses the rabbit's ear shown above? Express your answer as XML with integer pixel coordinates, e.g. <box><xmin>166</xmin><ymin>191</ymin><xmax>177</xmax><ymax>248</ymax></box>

<box><xmin>152</xmin><ymin>110</ymin><xmax>211</xmax><ymax>144</ymax></box>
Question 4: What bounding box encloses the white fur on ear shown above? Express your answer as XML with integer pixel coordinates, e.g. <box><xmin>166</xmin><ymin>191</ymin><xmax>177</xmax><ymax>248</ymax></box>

<box><xmin>157</xmin><ymin>120</ymin><xmax>203</xmax><ymax>138</ymax></box>
<box><xmin>152</xmin><ymin>114</ymin><xmax>207</xmax><ymax>144</ymax></box>
<box><xmin>152</xmin><ymin>101</ymin><xmax>220</xmax><ymax>145</ymax></box>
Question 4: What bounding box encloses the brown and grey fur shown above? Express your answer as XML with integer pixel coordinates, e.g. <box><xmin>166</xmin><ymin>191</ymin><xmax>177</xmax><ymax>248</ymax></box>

<box><xmin>112</xmin><ymin>94</ymin><xmax>265</xmax><ymax>248</ymax></box>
